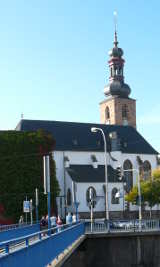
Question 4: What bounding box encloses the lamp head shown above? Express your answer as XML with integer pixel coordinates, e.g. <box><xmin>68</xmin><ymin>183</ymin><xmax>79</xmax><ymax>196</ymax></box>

<box><xmin>91</xmin><ymin>127</ymin><xmax>98</xmax><ymax>133</ymax></box>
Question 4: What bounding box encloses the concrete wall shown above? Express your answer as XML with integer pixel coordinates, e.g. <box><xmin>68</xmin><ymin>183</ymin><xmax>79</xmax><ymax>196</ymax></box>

<box><xmin>63</xmin><ymin>233</ymin><xmax>160</xmax><ymax>267</ymax></box>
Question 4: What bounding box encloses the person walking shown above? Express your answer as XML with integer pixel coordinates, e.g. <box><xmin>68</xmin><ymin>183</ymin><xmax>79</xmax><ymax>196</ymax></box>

<box><xmin>56</xmin><ymin>215</ymin><xmax>62</xmax><ymax>232</ymax></box>
<box><xmin>50</xmin><ymin>214</ymin><xmax>57</xmax><ymax>227</ymax></box>
<box><xmin>66</xmin><ymin>212</ymin><xmax>72</xmax><ymax>224</ymax></box>
<box><xmin>40</xmin><ymin>216</ymin><xmax>47</xmax><ymax>232</ymax></box>
<box><xmin>50</xmin><ymin>214</ymin><xmax>57</xmax><ymax>234</ymax></box>
<box><xmin>19</xmin><ymin>215</ymin><xmax>24</xmax><ymax>226</ymax></box>
<box><xmin>72</xmin><ymin>214</ymin><xmax>76</xmax><ymax>223</ymax></box>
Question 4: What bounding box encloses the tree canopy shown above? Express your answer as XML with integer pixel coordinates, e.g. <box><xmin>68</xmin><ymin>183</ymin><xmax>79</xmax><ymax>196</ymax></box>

<box><xmin>125</xmin><ymin>169</ymin><xmax>160</xmax><ymax>209</ymax></box>
<box><xmin>0</xmin><ymin>130</ymin><xmax>60</xmax><ymax>223</ymax></box>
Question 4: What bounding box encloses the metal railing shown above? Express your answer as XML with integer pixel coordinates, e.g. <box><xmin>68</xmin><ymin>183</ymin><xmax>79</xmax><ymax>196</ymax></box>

<box><xmin>85</xmin><ymin>219</ymin><xmax>160</xmax><ymax>234</ymax></box>
<box><xmin>0</xmin><ymin>221</ymin><xmax>83</xmax><ymax>257</ymax></box>
<box><xmin>0</xmin><ymin>221</ymin><xmax>38</xmax><ymax>232</ymax></box>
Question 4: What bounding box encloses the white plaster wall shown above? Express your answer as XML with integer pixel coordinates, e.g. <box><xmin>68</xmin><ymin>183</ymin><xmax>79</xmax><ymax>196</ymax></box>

<box><xmin>76</xmin><ymin>182</ymin><xmax>105</xmax><ymax>212</ymax></box>
<box><xmin>53</xmin><ymin>150</ymin><xmax>158</xmax><ymax>216</ymax></box>
<box><xmin>65</xmin><ymin>171</ymin><xmax>74</xmax><ymax>213</ymax></box>
<box><xmin>75</xmin><ymin>182</ymin><xmax>124</xmax><ymax>212</ymax></box>
<box><xmin>61</xmin><ymin>151</ymin><xmax>123</xmax><ymax>167</ymax></box>
<box><xmin>53</xmin><ymin>151</ymin><xmax>64</xmax><ymax>195</ymax></box>
<box><xmin>53</xmin><ymin>151</ymin><xmax>65</xmax><ymax>217</ymax></box>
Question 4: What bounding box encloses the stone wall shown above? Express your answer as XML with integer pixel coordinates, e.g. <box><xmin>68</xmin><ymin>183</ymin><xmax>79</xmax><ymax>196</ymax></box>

<box><xmin>100</xmin><ymin>96</ymin><xmax>136</xmax><ymax>128</ymax></box>
<box><xmin>79</xmin><ymin>210</ymin><xmax>160</xmax><ymax>220</ymax></box>
<box><xmin>62</xmin><ymin>233</ymin><xmax>160</xmax><ymax>267</ymax></box>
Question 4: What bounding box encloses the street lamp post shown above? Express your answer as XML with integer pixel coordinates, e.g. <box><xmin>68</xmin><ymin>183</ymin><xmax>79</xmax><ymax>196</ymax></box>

<box><xmin>136</xmin><ymin>169</ymin><xmax>142</xmax><ymax>222</ymax></box>
<box><xmin>91</xmin><ymin>127</ymin><xmax>109</xmax><ymax>221</ymax></box>
<box><xmin>43</xmin><ymin>155</ymin><xmax>51</xmax><ymax>235</ymax></box>
<box><xmin>123</xmin><ymin>168</ymin><xmax>142</xmax><ymax>222</ymax></box>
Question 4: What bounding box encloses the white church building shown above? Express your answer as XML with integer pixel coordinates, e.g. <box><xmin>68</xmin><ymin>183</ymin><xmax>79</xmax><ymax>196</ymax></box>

<box><xmin>16</xmin><ymin>30</ymin><xmax>158</xmax><ymax>219</ymax></box>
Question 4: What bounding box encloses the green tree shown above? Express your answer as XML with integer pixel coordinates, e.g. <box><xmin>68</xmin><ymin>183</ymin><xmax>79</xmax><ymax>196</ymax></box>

<box><xmin>0</xmin><ymin>130</ymin><xmax>60</xmax><ymax>223</ymax></box>
<box><xmin>125</xmin><ymin>169</ymin><xmax>160</xmax><ymax>217</ymax></box>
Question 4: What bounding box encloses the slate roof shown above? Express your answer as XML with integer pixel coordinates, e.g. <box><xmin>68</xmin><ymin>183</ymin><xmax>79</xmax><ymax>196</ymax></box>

<box><xmin>67</xmin><ymin>164</ymin><xmax>119</xmax><ymax>183</ymax></box>
<box><xmin>15</xmin><ymin>119</ymin><xmax>158</xmax><ymax>155</ymax></box>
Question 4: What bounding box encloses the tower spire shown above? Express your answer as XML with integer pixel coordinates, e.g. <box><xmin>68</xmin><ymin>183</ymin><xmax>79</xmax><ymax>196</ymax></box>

<box><xmin>104</xmin><ymin>13</ymin><xmax>131</xmax><ymax>98</ymax></box>
<box><xmin>113</xmin><ymin>11</ymin><xmax>118</xmax><ymax>47</ymax></box>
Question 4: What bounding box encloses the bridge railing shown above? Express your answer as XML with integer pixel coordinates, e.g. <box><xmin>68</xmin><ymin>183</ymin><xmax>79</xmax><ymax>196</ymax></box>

<box><xmin>85</xmin><ymin>219</ymin><xmax>160</xmax><ymax>234</ymax></box>
<box><xmin>0</xmin><ymin>223</ymin><xmax>40</xmax><ymax>242</ymax></box>
<box><xmin>0</xmin><ymin>223</ymin><xmax>27</xmax><ymax>232</ymax></box>
<box><xmin>0</xmin><ymin>221</ymin><xmax>39</xmax><ymax>232</ymax></box>
<box><xmin>0</xmin><ymin>221</ymin><xmax>85</xmax><ymax>267</ymax></box>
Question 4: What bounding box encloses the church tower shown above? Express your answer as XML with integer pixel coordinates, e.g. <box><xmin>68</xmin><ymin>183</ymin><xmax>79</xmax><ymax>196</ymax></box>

<box><xmin>100</xmin><ymin>30</ymin><xmax>136</xmax><ymax>128</ymax></box>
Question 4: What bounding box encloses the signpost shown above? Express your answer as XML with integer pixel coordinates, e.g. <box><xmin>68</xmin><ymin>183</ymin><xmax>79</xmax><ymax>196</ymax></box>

<box><xmin>23</xmin><ymin>198</ymin><xmax>30</xmax><ymax>224</ymax></box>
<box><xmin>30</xmin><ymin>199</ymin><xmax>33</xmax><ymax>225</ymax></box>
<box><xmin>89</xmin><ymin>188</ymin><xmax>94</xmax><ymax>233</ymax></box>
<box><xmin>23</xmin><ymin>200</ymin><xmax>30</xmax><ymax>213</ymax></box>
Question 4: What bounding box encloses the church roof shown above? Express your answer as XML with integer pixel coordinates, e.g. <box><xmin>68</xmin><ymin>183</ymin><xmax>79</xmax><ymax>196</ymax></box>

<box><xmin>16</xmin><ymin>119</ymin><xmax>158</xmax><ymax>155</ymax></box>
<box><xmin>67</xmin><ymin>164</ymin><xmax>119</xmax><ymax>183</ymax></box>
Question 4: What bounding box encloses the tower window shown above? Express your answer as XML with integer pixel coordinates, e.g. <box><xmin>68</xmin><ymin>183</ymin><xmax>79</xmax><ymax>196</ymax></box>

<box><xmin>118</xmin><ymin>67</ymin><xmax>122</xmax><ymax>75</ymax></box>
<box><xmin>115</xmin><ymin>67</ymin><xmax>118</xmax><ymax>76</ymax></box>
<box><xmin>122</xmin><ymin>104</ymin><xmax>128</xmax><ymax>119</ymax></box>
<box><xmin>105</xmin><ymin>106</ymin><xmax>110</xmax><ymax>120</ymax></box>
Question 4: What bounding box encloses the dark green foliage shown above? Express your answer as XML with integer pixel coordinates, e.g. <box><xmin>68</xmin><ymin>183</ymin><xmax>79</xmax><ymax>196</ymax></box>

<box><xmin>0</xmin><ymin>130</ymin><xmax>60</xmax><ymax>222</ymax></box>
<box><xmin>125</xmin><ymin>169</ymin><xmax>160</xmax><ymax>209</ymax></box>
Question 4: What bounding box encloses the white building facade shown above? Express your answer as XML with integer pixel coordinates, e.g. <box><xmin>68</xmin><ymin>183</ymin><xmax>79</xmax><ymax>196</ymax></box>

<box><xmin>54</xmin><ymin>149</ymin><xmax>158</xmax><ymax>219</ymax></box>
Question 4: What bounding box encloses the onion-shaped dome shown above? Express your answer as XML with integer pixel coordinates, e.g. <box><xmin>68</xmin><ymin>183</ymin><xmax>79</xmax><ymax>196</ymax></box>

<box><xmin>108</xmin><ymin>47</ymin><xmax>123</xmax><ymax>58</ymax></box>
<box><xmin>104</xmin><ymin>81</ymin><xmax>131</xmax><ymax>98</ymax></box>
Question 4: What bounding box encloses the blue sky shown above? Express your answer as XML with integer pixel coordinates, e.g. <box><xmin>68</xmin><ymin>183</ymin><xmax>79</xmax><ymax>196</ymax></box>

<box><xmin>0</xmin><ymin>1</ymin><xmax>160</xmax><ymax>152</ymax></box>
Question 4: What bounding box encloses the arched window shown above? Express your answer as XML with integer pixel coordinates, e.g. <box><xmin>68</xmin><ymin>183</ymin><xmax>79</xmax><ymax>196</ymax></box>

<box><xmin>114</xmin><ymin>66</ymin><xmax>118</xmax><ymax>76</ymax></box>
<box><xmin>86</xmin><ymin>186</ymin><xmax>96</xmax><ymax>208</ymax></box>
<box><xmin>111</xmin><ymin>188</ymin><xmax>119</xmax><ymax>204</ymax></box>
<box><xmin>122</xmin><ymin>104</ymin><xmax>128</xmax><ymax>119</ymax></box>
<box><xmin>118</xmin><ymin>67</ymin><xmax>122</xmax><ymax>75</ymax></box>
<box><xmin>67</xmin><ymin>188</ymin><xmax>72</xmax><ymax>206</ymax></box>
<box><xmin>143</xmin><ymin>161</ymin><xmax>151</xmax><ymax>180</ymax></box>
<box><xmin>123</xmin><ymin>160</ymin><xmax>133</xmax><ymax>193</ymax></box>
<box><xmin>105</xmin><ymin>106</ymin><xmax>110</xmax><ymax>120</ymax></box>
<box><xmin>110</xmin><ymin>68</ymin><xmax>113</xmax><ymax>77</ymax></box>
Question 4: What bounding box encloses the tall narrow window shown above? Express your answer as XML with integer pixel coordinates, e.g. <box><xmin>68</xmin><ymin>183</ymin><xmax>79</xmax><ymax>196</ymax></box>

<box><xmin>143</xmin><ymin>161</ymin><xmax>151</xmax><ymax>180</ymax></box>
<box><xmin>123</xmin><ymin>160</ymin><xmax>133</xmax><ymax>193</ymax></box>
<box><xmin>67</xmin><ymin>188</ymin><xmax>72</xmax><ymax>206</ymax></box>
<box><xmin>115</xmin><ymin>67</ymin><xmax>118</xmax><ymax>75</ymax></box>
<box><xmin>105</xmin><ymin>106</ymin><xmax>110</xmax><ymax>120</ymax></box>
<box><xmin>110</xmin><ymin>68</ymin><xmax>113</xmax><ymax>77</ymax></box>
<box><xmin>122</xmin><ymin>104</ymin><xmax>128</xmax><ymax>119</ymax></box>
<box><xmin>118</xmin><ymin>67</ymin><xmax>122</xmax><ymax>75</ymax></box>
